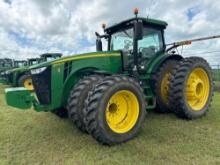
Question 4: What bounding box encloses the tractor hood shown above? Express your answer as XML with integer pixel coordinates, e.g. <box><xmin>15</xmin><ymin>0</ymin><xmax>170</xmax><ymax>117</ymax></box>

<box><xmin>8</xmin><ymin>66</ymin><xmax>28</xmax><ymax>73</ymax></box>
<box><xmin>29</xmin><ymin>51</ymin><xmax>121</xmax><ymax>70</ymax></box>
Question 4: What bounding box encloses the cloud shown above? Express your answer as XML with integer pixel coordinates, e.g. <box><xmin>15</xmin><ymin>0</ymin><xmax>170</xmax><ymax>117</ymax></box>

<box><xmin>0</xmin><ymin>0</ymin><xmax>219</xmax><ymax>65</ymax></box>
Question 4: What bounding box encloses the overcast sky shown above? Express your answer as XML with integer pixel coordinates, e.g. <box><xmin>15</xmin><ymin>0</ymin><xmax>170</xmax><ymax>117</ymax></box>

<box><xmin>0</xmin><ymin>0</ymin><xmax>220</xmax><ymax>66</ymax></box>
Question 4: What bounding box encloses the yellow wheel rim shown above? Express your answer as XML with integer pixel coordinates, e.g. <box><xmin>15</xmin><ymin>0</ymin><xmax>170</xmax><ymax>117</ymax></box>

<box><xmin>105</xmin><ymin>90</ymin><xmax>139</xmax><ymax>134</ymax></box>
<box><xmin>23</xmin><ymin>78</ymin><xmax>34</xmax><ymax>90</ymax></box>
<box><xmin>161</xmin><ymin>72</ymin><xmax>171</xmax><ymax>104</ymax></box>
<box><xmin>186</xmin><ymin>68</ymin><xmax>210</xmax><ymax>111</ymax></box>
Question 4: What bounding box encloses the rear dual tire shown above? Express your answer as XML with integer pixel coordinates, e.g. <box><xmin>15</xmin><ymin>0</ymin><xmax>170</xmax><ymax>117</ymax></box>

<box><xmin>169</xmin><ymin>57</ymin><xmax>214</xmax><ymax>119</ymax></box>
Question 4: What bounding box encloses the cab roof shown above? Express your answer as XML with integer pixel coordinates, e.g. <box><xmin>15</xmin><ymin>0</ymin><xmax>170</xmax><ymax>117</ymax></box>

<box><xmin>40</xmin><ymin>53</ymin><xmax>62</xmax><ymax>58</ymax></box>
<box><xmin>14</xmin><ymin>60</ymin><xmax>27</xmax><ymax>63</ymax></box>
<box><xmin>28</xmin><ymin>58</ymin><xmax>39</xmax><ymax>61</ymax></box>
<box><xmin>105</xmin><ymin>17</ymin><xmax>168</xmax><ymax>34</ymax></box>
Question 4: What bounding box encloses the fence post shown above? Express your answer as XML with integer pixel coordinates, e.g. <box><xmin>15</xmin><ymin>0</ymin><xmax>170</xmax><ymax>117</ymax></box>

<box><xmin>218</xmin><ymin>65</ymin><xmax>220</xmax><ymax>92</ymax></box>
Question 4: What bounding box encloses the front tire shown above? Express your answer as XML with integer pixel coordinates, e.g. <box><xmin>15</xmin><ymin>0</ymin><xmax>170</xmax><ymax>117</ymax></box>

<box><xmin>18</xmin><ymin>74</ymin><xmax>34</xmax><ymax>90</ymax></box>
<box><xmin>67</xmin><ymin>75</ymin><xmax>103</xmax><ymax>133</ymax></box>
<box><xmin>86</xmin><ymin>75</ymin><xmax>146</xmax><ymax>145</ymax></box>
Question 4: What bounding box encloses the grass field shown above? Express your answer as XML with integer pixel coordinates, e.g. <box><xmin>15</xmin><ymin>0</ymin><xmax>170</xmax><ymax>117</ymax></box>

<box><xmin>0</xmin><ymin>85</ymin><xmax>220</xmax><ymax>165</ymax></box>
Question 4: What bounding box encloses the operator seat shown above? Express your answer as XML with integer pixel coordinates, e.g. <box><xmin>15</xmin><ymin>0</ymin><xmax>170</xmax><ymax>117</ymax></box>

<box><xmin>140</xmin><ymin>46</ymin><xmax>156</xmax><ymax>59</ymax></box>
<box><xmin>138</xmin><ymin>46</ymin><xmax>156</xmax><ymax>73</ymax></box>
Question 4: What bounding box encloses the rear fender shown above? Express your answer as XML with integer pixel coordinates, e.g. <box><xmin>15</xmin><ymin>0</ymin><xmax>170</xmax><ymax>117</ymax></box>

<box><xmin>61</xmin><ymin>67</ymin><xmax>99</xmax><ymax>106</ymax></box>
<box><xmin>148</xmin><ymin>54</ymin><xmax>183</xmax><ymax>75</ymax></box>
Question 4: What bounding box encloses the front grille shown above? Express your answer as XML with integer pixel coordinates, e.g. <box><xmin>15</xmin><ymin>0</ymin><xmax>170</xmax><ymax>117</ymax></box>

<box><xmin>31</xmin><ymin>67</ymin><xmax>51</xmax><ymax>105</ymax></box>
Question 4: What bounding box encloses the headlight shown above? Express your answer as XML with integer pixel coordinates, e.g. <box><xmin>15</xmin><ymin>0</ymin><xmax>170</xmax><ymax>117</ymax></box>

<box><xmin>31</xmin><ymin>67</ymin><xmax>47</xmax><ymax>74</ymax></box>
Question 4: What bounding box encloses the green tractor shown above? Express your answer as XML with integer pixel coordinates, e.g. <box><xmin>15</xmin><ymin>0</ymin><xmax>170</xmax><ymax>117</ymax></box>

<box><xmin>0</xmin><ymin>58</ymin><xmax>13</xmax><ymax>75</ymax></box>
<box><xmin>0</xmin><ymin>58</ymin><xmax>14</xmax><ymax>83</ymax></box>
<box><xmin>2</xmin><ymin>60</ymin><xmax>27</xmax><ymax>84</ymax></box>
<box><xmin>5</xmin><ymin>59</ymin><xmax>32</xmax><ymax>89</ymax></box>
<box><xmin>39</xmin><ymin>53</ymin><xmax>62</xmax><ymax>63</ymax></box>
<box><xmin>0</xmin><ymin>58</ymin><xmax>11</xmax><ymax>73</ymax></box>
<box><xmin>5</xmin><ymin>10</ymin><xmax>214</xmax><ymax>145</ymax></box>
<box><xmin>5</xmin><ymin>53</ymin><xmax>62</xmax><ymax>90</ymax></box>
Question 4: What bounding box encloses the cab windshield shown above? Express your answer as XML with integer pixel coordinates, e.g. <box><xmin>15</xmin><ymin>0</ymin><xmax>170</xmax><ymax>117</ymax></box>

<box><xmin>46</xmin><ymin>57</ymin><xmax>58</xmax><ymax>61</ymax></box>
<box><xmin>110</xmin><ymin>26</ymin><xmax>163</xmax><ymax>57</ymax></box>
<box><xmin>32</xmin><ymin>61</ymin><xmax>38</xmax><ymax>65</ymax></box>
<box><xmin>16</xmin><ymin>62</ymin><xmax>25</xmax><ymax>67</ymax></box>
<box><xmin>4</xmin><ymin>63</ymin><xmax>12</xmax><ymax>67</ymax></box>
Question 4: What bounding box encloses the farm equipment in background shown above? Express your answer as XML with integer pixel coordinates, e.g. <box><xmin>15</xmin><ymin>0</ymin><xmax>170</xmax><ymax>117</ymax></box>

<box><xmin>0</xmin><ymin>58</ymin><xmax>13</xmax><ymax>73</ymax></box>
<box><xmin>4</xmin><ymin>59</ymin><xmax>31</xmax><ymax>89</ymax></box>
<box><xmin>39</xmin><ymin>53</ymin><xmax>62</xmax><ymax>63</ymax></box>
<box><xmin>0</xmin><ymin>58</ymin><xmax>13</xmax><ymax>74</ymax></box>
<box><xmin>27</xmin><ymin>58</ymin><xmax>39</xmax><ymax>66</ymax></box>
<box><xmin>2</xmin><ymin>60</ymin><xmax>27</xmax><ymax>84</ymax></box>
<box><xmin>4</xmin><ymin>53</ymin><xmax>62</xmax><ymax>90</ymax></box>
<box><xmin>0</xmin><ymin>58</ymin><xmax>14</xmax><ymax>83</ymax></box>
<box><xmin>5</xmin><ymin>9</ymin><xmax>215</xmax><ymax>145</ymax></box>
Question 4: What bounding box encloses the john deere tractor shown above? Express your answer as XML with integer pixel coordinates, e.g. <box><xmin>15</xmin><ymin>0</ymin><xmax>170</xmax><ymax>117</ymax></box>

<box><xmin>5</xmin><ymin>59</ymin><xmax>32</xmax><ymax>89</ymax></box>
<box><xmin>5</xmin><ymin>53</ymin><xmax>62</xmax><ymax>90</ymax></box>
<box><xmin>5</xmin><ymin>10</ymin><xmax>213</xmax><ymax>145</ymax></box>
<box><xmin>0</xmin><ymin>58</ymin><xmax>13</xmax><ymax>76</ymax></box>
<box><xmin>39</xmin><ymin>53</ymin><xmax>62</xmax><ymax>62</ymax></box>
<box><xmin>0</xmin><ymin>58</ymin><xmax>13</xmax><ymax>73</ymax></box>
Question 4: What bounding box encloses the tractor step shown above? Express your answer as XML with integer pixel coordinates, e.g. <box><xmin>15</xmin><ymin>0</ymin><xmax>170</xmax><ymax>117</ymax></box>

<box><xmin>145</xmin><ymin>96</ymin><xmax>156</xmax><ymax>110</ymax></box>
<box><xmin>139</xmin><ymin>75</ymin><xmax>156</xmax><ymax>110</ymax></box>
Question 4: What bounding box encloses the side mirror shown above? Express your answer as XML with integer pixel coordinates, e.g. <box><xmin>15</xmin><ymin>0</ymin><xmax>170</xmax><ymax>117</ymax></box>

<box><xmin>134</xmin><ymin>22</ymin><xmax>143</xmax><ymax>40</ymax></box>
<box><xmin>96</xmin><ymin>39</ymin><xmax>103</xmax><ymax>51</ymax></box>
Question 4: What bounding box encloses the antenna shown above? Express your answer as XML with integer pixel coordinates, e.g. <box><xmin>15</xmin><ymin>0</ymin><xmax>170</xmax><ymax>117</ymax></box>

<box><xmin>146</xmin><ymin>0</ymin><xmax>154</xmax><ymax>19</ymax></box>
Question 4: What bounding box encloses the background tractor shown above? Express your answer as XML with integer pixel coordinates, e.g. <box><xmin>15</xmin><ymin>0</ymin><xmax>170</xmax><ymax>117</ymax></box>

<box><xmin>5</xmin><ymin>9</ymin><xmax>214</xmax><ymax>145</ymax></box>
<box><xmin>0</xmin><ymin>58</ymin><xmax>13</xmax><ymax>73</ymax></box>
<box><xmin>5</xmin><ymin>59</ymin><xmax>32</xmax><ymax>90</ymax></box>
<box><xmin>0</xmin><ymin>58</ymin><xmax>13</xmax><ymax>83</ymax></box>
<box><xmin>0</xmin><ymin>58</ymin><xmax>13</xmax><ymax>74</ymax></box>
<box><xmin>4</xmin><ymin>53</ymin><xmax>62</xmax><ymax>90</ymax></box>
<box><xmin>1</xmin><ymin>59</ymin><xmax>27</xmax><ymax>84</ymax></box>
<box><xmin>39</xmin><ymin>53</ymin><xmax>62</xmax><ymax>63</ymax></box>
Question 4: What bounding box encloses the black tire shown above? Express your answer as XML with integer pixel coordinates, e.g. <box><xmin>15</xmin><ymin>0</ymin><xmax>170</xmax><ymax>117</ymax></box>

<box><xmin>169</xmin><ymin>57</ymin><xmax>214</xmax><ymax>119</ymax></box>
<box><xmin>85</xmin><ymin>75</ymin><xmax>146</xmax><ymax>145</ymax></box>
<box><xmin>51</xmin><ymin>108</ymin><xmax>68</xmax><ymax>118</ymax></box>
<box><xmin>18</xmin><ymin>74</ymin><xmax>33</xmax><ymax>89</ymax></box>
<box><xmin>152</xmin><ymin>59</ymin><xmax>180</xmax><ymax>113</ymax></box>
<box><xmin>67</xmin><ymin>75</ymin><xmax>103</xmax><ymax>133</ymax></box>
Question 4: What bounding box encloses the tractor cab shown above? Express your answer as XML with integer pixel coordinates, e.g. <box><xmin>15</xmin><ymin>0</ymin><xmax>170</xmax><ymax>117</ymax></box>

<box><xmin>39</xmin><ymin>53</ymin><xmax>62</xmax><ymax>62</ymax></box>
<box><xmin>13</xmin><ymin>60</ymin><xmax>27</xmax><ymax>68</ymax></box>
<box><xmin>0</xmin><ymin>58</ymin><xmax>13</xmax><ymax>68</ymax></box>
<box><xmin>1</xmin><ymin>59</ymin><xmax>13</xmax><ymax>76</ymax></box>
<box><xmin>0</xmin><ymin>59</ymin><xmax>12</xmax><ymax>76</ymax></box>
<box><xmin>4</xmin><ymin>59</ymin><xmax>13</xmax><ymax>68</ymax></box>
<box><xmin>96</xmin><ymin>9</ymin><xmax>167</xmax><ymax>73</ymax></box>
<box><xmin>0</xmin><ymin>59</ymin><xmax>7</xmax><ymax>70</ymax></box>
<box><xmin>27</xmin><ymin>58</ymin><xmax>39</xmax><ymax>66</ymax></box>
